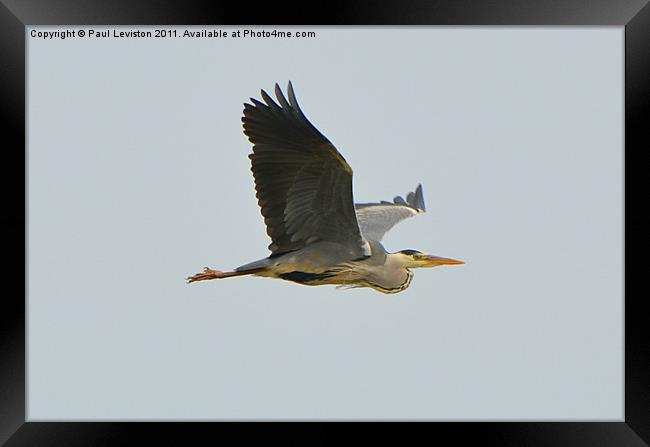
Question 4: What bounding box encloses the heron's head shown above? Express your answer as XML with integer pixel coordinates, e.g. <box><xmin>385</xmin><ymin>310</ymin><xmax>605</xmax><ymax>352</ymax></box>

<box><xmin>395</xmin><ymin>249</ymin><xmax>465</xmax><ymax>269</ymax></box>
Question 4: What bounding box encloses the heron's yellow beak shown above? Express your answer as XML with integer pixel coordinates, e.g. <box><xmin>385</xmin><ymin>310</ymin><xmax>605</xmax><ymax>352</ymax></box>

<box><xmin>421</xmin><ymin>255</ymin><xmax>465</xmax><ymax>266</ymax></box>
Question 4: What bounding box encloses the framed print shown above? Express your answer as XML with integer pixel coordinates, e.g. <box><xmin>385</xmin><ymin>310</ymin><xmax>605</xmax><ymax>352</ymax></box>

<box><xmin>2</xmin><ymin>0</ymin><xmax>648</xmax><ymax>445</ymax></box>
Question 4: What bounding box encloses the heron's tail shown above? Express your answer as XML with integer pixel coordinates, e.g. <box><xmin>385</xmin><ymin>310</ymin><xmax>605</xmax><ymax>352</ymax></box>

<box><xmin>186</xmin><ymin>267</ymin><xmax>264</xmax><ymax>284</ymax></box>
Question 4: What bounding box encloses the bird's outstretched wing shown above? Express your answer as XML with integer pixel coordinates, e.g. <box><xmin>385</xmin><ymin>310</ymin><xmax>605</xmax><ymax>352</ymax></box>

<box><xmin>354</xmin><ymin>184</ymin><xmax>426</xmax><ymax>241</ymax></box>
<box><xmin>242</xmin><ymin>82</ymin><xmax>367</xmax><ymax>258</ymax></box>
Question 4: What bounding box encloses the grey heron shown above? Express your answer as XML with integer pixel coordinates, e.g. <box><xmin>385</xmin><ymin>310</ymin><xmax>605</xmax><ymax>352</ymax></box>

<box><xmin>187</xmin><ymin>82</ymin><xmax>463</xmax><ymax>294</ymax></box>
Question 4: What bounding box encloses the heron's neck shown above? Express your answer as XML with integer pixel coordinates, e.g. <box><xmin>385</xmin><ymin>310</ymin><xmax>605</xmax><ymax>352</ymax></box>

<box><xmin>362</xmin><ymin>252</ymin><xmax>413</xmax><ymax>294</ymax></box>
<box><xmin>385</xmin><ymin>252</ymin><xmax>413</xmax><ymax>270</ymax></box>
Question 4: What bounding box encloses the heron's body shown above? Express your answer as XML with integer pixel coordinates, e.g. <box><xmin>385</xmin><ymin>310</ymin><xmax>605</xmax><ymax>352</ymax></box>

<box><xmin>233</xmin><ymin>239</ymin><xmax>414</xmax><ymax>294</ymax></box>
<box><xmin>187</xmin><ymin>82</ymin><xmax>463</xmax><ymax>294</ymax></box>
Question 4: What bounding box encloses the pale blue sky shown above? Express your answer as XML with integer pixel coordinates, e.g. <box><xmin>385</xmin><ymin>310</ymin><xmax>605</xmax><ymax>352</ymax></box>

<box><xmin>28</xmin><ymin>26</ymin><xmax>623</xmax><ymax>420</ymax></box>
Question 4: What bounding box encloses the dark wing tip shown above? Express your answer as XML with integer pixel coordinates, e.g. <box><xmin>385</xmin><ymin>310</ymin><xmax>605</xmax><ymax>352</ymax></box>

<box><xmin>242</xmin><ymin>82</ymin><xmax>297</xmax><ymax>113</ymax></box>
<box><xmin>356</xmin><ymin>185</ymin><xmax>426</xmax><ymax>212</ymax></box>
<box><xmin>287</xmin><ymin>81</ymin><xmax>310</xmax><ymax>120</ymax></box>
<box><xmin>274</xmin><ymin>83</ymin><xmax>291</xmax><ymax>109</ymax></box>
<box><xmin>395</xmin><ymin>184</ymin><xmax>425</xmax><ymax>212</ymax></box>
<box><xmin>260</xmin><ymin>89</ymin><xmax>280</xmax><ymax>109</ymax></box>
<box><xmin>414</xmin><ymin>184</ymin><xmax>425</xmax><ymax>212</ymax></box>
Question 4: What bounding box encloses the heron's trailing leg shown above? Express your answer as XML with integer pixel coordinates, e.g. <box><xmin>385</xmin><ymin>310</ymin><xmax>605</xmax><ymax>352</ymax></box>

<box><xmin>186</xmin><ymin>267</ymin><xmax>248</xmax><ymax>283</ymax></box>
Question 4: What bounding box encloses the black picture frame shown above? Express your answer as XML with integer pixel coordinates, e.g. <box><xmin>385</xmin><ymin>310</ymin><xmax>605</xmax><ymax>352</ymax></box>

<box><xmin>2</xmin><ymin>1</ymin><xmax>647</xmax><ymax>445</ymax></box>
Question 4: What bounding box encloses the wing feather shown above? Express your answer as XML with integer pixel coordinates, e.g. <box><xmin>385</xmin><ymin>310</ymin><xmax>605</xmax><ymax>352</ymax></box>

<box><xmin>242</xmin><ymin>81</ymin><xmax>366</xmax><ymax>258</ymax></box>
<box><xmin>355</xmin><ymin>184</ymin><xmax>426</xmax><ymax>241</ymax></box>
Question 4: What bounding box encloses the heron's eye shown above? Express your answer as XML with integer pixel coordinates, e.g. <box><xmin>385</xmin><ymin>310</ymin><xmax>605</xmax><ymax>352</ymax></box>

<box><xmin>400</xmin><ymin>249</ymin><xmax>421</xmax><ymax>256</ymax></box>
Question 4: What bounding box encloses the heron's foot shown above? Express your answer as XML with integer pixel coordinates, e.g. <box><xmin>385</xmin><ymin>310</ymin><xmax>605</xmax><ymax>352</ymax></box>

<box><xmin>186</xmin><ymin>267</ymin><xmax>227</xmax><ymax>283</ymax></box>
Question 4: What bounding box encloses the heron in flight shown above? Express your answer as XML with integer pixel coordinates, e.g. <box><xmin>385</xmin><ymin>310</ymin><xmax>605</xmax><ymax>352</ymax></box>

<box><xmin>187</xmin><ymin>82</ymin><xmax>463</xmax><ymax>294</ymax></box>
